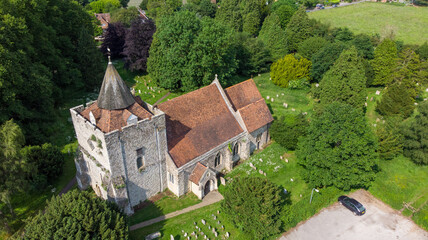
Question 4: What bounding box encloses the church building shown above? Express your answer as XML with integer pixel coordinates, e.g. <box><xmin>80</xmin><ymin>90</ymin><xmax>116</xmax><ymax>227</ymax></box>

<box><xmin>70</xmin><ymin>61</ymin><xmax>273</xmax><ymax>214</ymax></box>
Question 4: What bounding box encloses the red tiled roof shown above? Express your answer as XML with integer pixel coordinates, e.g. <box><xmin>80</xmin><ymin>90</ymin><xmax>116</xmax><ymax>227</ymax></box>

<box><xmin>238</xmin><ymin>99</ymin><xmax>274</xmax><ymax>133</ymax></box>
<box><xmin>189</xmin><ymin>162</ymin><xmax>207</xmax><ymax>185</ymax></box>
<box><xmin>80</xmin><ymin>96</ymin><xmax>152</xmax><ymax>133</ymax></box>
<box><xmin>158</xmin><ymin>84</ymin><xmax>244</xmax><ymax>168</ymax></box>
<box><xmin>95</xmin><ymin>13</ymin><xmax>110</xmax><ymax>30</ymax></box>
<box><xmin>224</xmin><ymin>79</ymin><xmax>263</xmax><ymax>111</ymax></box>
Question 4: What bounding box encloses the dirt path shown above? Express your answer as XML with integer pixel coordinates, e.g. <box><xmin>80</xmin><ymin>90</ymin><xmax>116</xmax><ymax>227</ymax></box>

<box><xmin>58</xmin><ymin>177</ymin><xmax>76</xmax><ymax>196</ymax></box>
<box><xmin>129</xmin><ymin>191</ymin><xmax>223</xmax><ymax>231</ymax></box>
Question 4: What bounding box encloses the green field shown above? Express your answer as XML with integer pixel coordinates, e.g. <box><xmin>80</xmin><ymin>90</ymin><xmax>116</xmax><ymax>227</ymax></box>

<box><xmin>309</xmin><ymin>2</ymin><xmax>428</xmax><ymax>45</ymax></box>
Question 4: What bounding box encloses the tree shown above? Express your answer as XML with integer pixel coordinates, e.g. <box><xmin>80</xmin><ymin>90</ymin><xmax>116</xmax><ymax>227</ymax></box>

<box><xmin>416</xmin><ymin>42</ymin><xmax>428</xmax><ymax>61</ymax></box>
<box><xmin>376</xmin><ymin>82</ymin><xmax>415</xmax><ymax>118</ymax></box>
<box><xmin>215</xmin><ymin>0</ymin><xmax>242</xmax><ymax>31</ymax></box>
<box><xmin>298</xmin><ymin>36</ymin><xmax>328</xmax><ymax>60</ymax></box>
<box><xmin>271</xmin><ymin>0</ymin><xmax>298</xmax><ymax>29</ymax></box>
<box><xmin>370</xmin><ymin>38</ymin><xmax>397</xmax><ymax>86</ymax></box>
<box><xmin>23</xmin><ymin>190</ymin><xmax>128</xmax><ymax>239</ymax></box>
<box><xmin>332</xmin><ymin>27</ymin><xmax>354</xmax><ymax>42</ymax></box>
<box><xmin>89</xmin><ymin>0</ymin><xmax>121</xmax><ymax>13</ymax></box>
<box><xmin>222</xmin><ymin>177</ymin><xmax>283</xmax><ymax>239</ymax></box>
<box><xmin>402</xmin><ymin>101</ymin><xmax>428</xmax><ymax>165</ymax></box>
<box><xmin>297</xmin><ymin>103</ymin><xmax>378</xmax><ymax>190</ymax></box>
<box><xmin>110</xmin><ymin>7</ymin><xmax>140</xmax><ymax>27</ymax></box>
<box><xmin>376</xmin><ymin>117</ymin><xmax>403</xmax><ymax>160</ymax></box>
<box><xmin>123</xmin><ymin>19</ymin><xmax>156</xmax><ymax>72</ymax></box>
<box><xmin>0</xmin><ymin>120</ymin><xmax>27</xmax><ymax>234</ymax></box>
<box><xmin>285</xmin><ymin>7</ymin><xmax>314</xmax><ymax>53</ymax></box>
<box><xmin>391</xmin><ymin>48</ymin><xmax>423</xmax><ymax>99</ymax></box>
<box><xmin>183</xmin><ymin>0</ymin><xmax>217</xmax><ymax>18</ymax></box>
<box><xmin>101</xmin><ymin>22</ymin><xmax>127</xmax><ymax>59</ymax></box>
<box><xmin>21</xmin><ymin>143</ymin><xmax>64</xmax><ymax>184</ymax></box>
<box><xmin>270</xmin><ymin>54</ymin><xmax>311</xmax><ymax>88</ymax></box>
<box><xmin>146</xmin><ymin>0</ymin><xmax>181</xmax><ymax>19</ymax></box>
<box><xmin>258</xmin><ymin>13</ymin><xmax>288</xmax><ymax>61</ymax></box>
<box><xmin>270</xmin><ymin>113</ymin><xmax>309</xmax><ymax>150</ymax></box>
<box><xmin>352</xmin><ymin>34</ymin><xmax>375</xmax><ymax>59</ymax></box>
<box><xmin>148</xmin><ymin>11</ymin><xmax>238</xmax><ymax>91</ymax></box>
<box><xmin>310</xmin><ymin>41</ymin><xmax>348</xmax><ymax>82</ymax></box>
<box><xmin>319</xmin><ymin>47</ymin><xmax>367</xmax><ymax>110</ymax></box>
<box><xmin>234</xmin><ymin>33</ymin><xmax>270</xmax><ymax>76</ymax></box>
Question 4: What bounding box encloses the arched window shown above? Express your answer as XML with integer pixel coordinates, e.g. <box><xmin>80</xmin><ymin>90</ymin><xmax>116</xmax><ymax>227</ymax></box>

<box><xmin>256</xmin><ymin>134</ymin><xmax>262</xmax><ymax>149</ymax></box>
<box><xmin>214</xmin><ymin>153</ymin><xmax>221</xmax><ymax>167</ymax></box>
<box><xmin>233</xmin><ymin>143</ymin><xmax>239</xmax><ymax>156</ymax></box>
<box><xmin>136</xmin><ymin>148</ymin><xmax>145</xmax><ymax>171</ymax></box>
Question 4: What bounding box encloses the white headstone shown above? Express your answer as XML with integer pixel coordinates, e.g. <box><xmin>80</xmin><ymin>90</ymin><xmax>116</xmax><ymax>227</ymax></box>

<box><xmin>267</xmin><ymin>96</ymin><xmax>270</xmax><ymax>100</ymax></box>
<box><xmin>220</xmin><ymin>177</ymin><xmax>226</xmax><ymax>186</ymax></box>
<box><xmin>365</xmin><ymin>102</ymin><xmax>368</xmax><ymax>107</ymax></box>
<box><xmin>226</xmin><ymin>232</ymin><xmax>230</xmax><ymax>238</ymax></box>
<box><xmin>259</xmin><ymin>170</ymin><xmax>263</xmax><ymax>174</ymax></box>
<box><xmin>280</xmin><ymin>156</ymin><xmax>283</xmax><ymax>160</ymax></box>
<box><xmin>276</xmin><ymin>94</ymin><xmax>279</xmax><ymax>97</ymax></box>
<box><xmin>285</xmin><ymin>159</ymin><xmax>288</xmax><ymax>163</ymax></box>
<box><xmin>414</xmin><ymin>102</ymin><xmax>418</xmax><ymax>105</ymax></box>
<box><xmin>170</xmin><ymin>235</ymin><xmax>174</xmax><ymax>240</ymax></box>
<box><xmin>375</xmin><ymin>90</ymin><xmax>380</xmax><ymax>95</ymax></box>
<box><xmin>271</xmin><ymin>98</ymin><xmax>274</xmax><ymax>102</ymax></box>
<box><xmin>292</xmin><ymin>108</ymin><xmax>296</xmax><ymax>111</ymax></box>
<box><xmin>201</xmin><ymin>219</ymin><xmax>206</xmax><ymax>225</ymax></box>
<box><xmin>315</xmin><ymin>83</ymin><xmax>319</xmax><ymax>87</ymax></box>
<box><xmin>290</xmin><ymin>178</ymin><xmax>294</xmax><ymax>182</ymax></box>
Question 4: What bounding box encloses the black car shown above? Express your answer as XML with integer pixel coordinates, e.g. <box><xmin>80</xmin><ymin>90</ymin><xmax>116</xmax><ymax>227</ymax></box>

<box><xmin>338</xmin><ymin>196</ymin><xmax>366</xmax><ymax>216</ymax></box>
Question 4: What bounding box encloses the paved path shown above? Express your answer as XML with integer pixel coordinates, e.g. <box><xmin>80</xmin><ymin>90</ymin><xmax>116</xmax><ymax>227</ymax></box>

<box><xmin>130</xmin><ymin>190</ymin><xmax>224</xmax><ymax>231</ymax></box>
<box><xmin>306</xmin><ymin>0</ymin><xmax>367</xmax><ymax>12</ymax></box>
<box><xmin>58</xmin><ymin>176</ymin><xmax>76</xmax><ymax>196</ymax></box>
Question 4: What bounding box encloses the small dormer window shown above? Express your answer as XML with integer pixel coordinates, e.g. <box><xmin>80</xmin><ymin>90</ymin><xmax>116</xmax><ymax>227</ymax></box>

<box><xmin>127</xmin><ymin>114</ymin><xmax>138</xmax><ymax>125</ymax></box>
<box><xmin>89</xmin><ymin>111</ymin><xmax>96</xmax><ymax>125</ymax></box>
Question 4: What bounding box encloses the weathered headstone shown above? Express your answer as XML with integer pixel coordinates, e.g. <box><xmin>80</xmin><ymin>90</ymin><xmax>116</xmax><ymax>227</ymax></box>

<box><xmin>375</xmin><ymin>90</ymin><xmax>380</xmax><ymax>95</ymax></box>
<box><xmin>271</xmin><ymin>98</ymin><xmax>274</xmax><ymax>102</ymax></box>
<box><xmin>283</xmin><ymin>188</ymin><xmax>288</xmax><ymax>194</ymax></box>
<box><xmin>170</xmin><ymin>235</ymin><xmax>174</xmax><ymax>240</ymax></box>
<box><xmin>259</xmin><ymin>170</ymin><xmax>263</xmax><ymax>174</ymax></box>
<box><xmin>290</xmin><ymin>178</ymin><xmax>294</xmax><ymax>182</ymax></box>
<box><xmin>365</xmin><ymin>102</ymin><xmax>368</xmax><ymax>107</ymax></box>
<box><xmin>226</xmin><ymin>232</ymin><xmax>230</xmax><ymax>238</ymax></box>
<box><xmin>264</xmin><ymin>172</ymin><xmax>266</xmax><ymax>176</ymax></box>
<box><xmin>267</xmin><ymin>96</ymin><xmax>270</xmax><ymax>100</ymax></box>
<box><xmin>259</xmin><ymin>158</ymin><xmax>263</xmax><ymax>162</ymax></box>
<box><xmin>285</xmin><ymin>159</ymin><xmax>288</xmax><ymax>163</ymax></box>
<box><xmin>315</xmin><ymin>83</ymin><xmax>319</xmax><ymax>87</ymax></box>
<box><xmin>292</xmin><ymin>108</ymin><xmax>296</xmax><ymax>111</ymax></box>
<box><xmin>280</xmin><ymin>156</ymin><xmax>283</xmax><ymax>160</ymax></box>
<box><xmin>201</xmin><ymin>219</ymin><xmax>206</xmax><ymax>225</ymax></box>
<box><xmin>220</xmin><ymin>177</ymin><xmax>226</xmax><ymax>186</ymax></box>
<box><xmin>145</xmin><ymin>231</ymin><xmax>161</xmax><ymax>240</ymax></box>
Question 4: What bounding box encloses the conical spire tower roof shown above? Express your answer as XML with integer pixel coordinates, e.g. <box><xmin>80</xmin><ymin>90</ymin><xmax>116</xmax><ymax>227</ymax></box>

<box><xmin>97</xmin><ymin>62</ymin><xmax>135</xmax><ymax>110</ymax></box>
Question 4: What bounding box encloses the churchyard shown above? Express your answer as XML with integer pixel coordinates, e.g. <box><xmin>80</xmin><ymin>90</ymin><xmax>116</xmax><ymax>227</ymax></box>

<box><xmin>309</xmin><ymin>2</ymin><xmax>428</xmax><ymax>45</ymax></box>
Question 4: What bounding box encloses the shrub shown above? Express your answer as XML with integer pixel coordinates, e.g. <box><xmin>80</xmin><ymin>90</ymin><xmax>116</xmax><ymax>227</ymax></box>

<box><xmin>298</xmin><ymin>36</ymin><xmax>328</xmax><ymax>60</ymax></box>
<box><xmin>222</xmin><ymin>177</ymin><xmax>284</xmax><ymax>239</ymax></box>
<box><xmin>375</xmin><ymin>117</ymin><xmax>403</xmax><ymax>160</ymax></box>
<box><xmin>270</xmin><ymin>54</ymin><xmax>311</xmax><ymax>88</ymax></box>
<box><xmin>270</xmin><ymin>113</ymin><xmax>309</xmax><ymax>150</ymax></box>
<box><xmin>402</xmin><ymin>101</ymin><xmax>428</xmax><ymax>165</ymax></box>
<box><xmin>23</xmin><ymin>190</ymin><xmax>128</xmax><ymax>239</ymax></box>
<box><xmin>376</xmin><ymin>82</ymin><xmax>415</xmax><ymax>118</ymax></box>
<box><xmin>311</xmin><ymin>41</ymin><xmax>348</xmax><ymax>82</ymax></box>
<box><xmin>370</xmin><ymin>38</ymin><xmax>397</xmax><ymax>86</ymax></box>
<box><xmin>288</xmin><ymin>77</ymin><xmax>310</xmax><ymax>89</ymax></box>
<box><xmin>416</xmin><ymin>42</ymin><xmax>428</xmax><ymax>60</ymax></box>
<box><xmin>89</xmin><ymin>0</ymin><xmax>121</xmax><ymax>13</ymax></box>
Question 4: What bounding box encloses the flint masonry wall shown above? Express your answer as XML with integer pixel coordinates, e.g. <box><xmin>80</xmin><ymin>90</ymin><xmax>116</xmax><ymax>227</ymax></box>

<box><xmin>249</xmin><ymin>124</ymin><xmax>271</xmax><ymax>153</ymax></box>
<box><xmin>70</xmin><ymin>104</ymin><xmax>111</xmax><ymax>198</ymax></box>
<box><xmin>106</xmin><ymin>113</ymin><xmax>167</xmax><ymax>207</ymax></box>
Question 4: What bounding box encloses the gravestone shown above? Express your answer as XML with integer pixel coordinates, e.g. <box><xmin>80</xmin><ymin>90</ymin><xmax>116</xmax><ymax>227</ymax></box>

<box><xmin>220</xmin><ymin>177</ymin><xmax>226</xmax><ymax>186</ymax></box>
<box><xmin>376</xmin><ymin>90</ymin><xmax>380</xmax><ymax>95</ymax></box>
<box><xmin>292</xmin><ymin>108</ymin><xmax>296</xmax><ymax>111</ymax></box>
<box><xmin>201</xmin><ymin>219</ymin><xmax>206</xmax><ymax>225</ymax></box>
<box><xmin>226</xmin><ymin>232</ymin><xmax>230</xmax><ymax>238</ymax></box>
<box><xmin>145</xmin><ymin>232</ymin><xmax>161</xmax><ymax>240</ymax></box>
<box><xmin>259</xmin><ymin>158</ymin><xmax>263</xmax><ymax>162</ymax></box>
<box><xmin>259</xmin><ymin>170</ymin><xmax>263</xmax><ymax>174</ymax></box>
<box><xmin>271</xmin><ymin>98</ymin><xmax>274</xmax><ymax>102</ymax></box>
<box><xmin>170</xmin><ymin>235</ymin><xmax>174</xmax><ymax>240</ymax></box>
<box><xmin>290</xmin><ymin>178</ymin><xmax>294</xmax><ymax>182</ymax></box>
<box><xmin>267</xmin><ymin>96</ymin><xmax>270</xmax><ymax>100</ymax></box>
<box><xmin>285</xmin><ymin>159</ymin><xmax>288</xmax><ymax>163</ymax></box>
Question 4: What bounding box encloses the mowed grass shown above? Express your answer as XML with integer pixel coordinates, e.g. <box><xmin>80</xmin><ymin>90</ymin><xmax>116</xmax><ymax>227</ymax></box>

<box><xmin>253</xmin><ymin>73</ymin><xmax>315</xmax><ymax>119</ymax></box>
<box><xmin>128</xmin><ymin>191</ymin><xmax>201</xmax><ymax>226</ymax></box>
<box><xmin>309</xmin><ymin>2</ymin><xmax>428</xmax><ymax>45</ymax></box>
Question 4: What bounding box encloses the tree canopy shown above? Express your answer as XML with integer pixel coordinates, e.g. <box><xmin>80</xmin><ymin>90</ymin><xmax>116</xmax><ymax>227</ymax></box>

<box><xmin>148</xmin><ymin>11</ymin><xmax>238</xmax><ymax>91</ymax></box>
<box><xmin>270</xmin><ymin>113</ymin><xmax>309</xmax><ymax>150</ymax></box>
<box><xmin>270</xmin><ymin>54</ymin><xmax>311</xmax><ymax>88</ymax></box>
<box><xmin>402</xmin><ymin>101</ymin><xmax>428</xmax><ymax>165</ymax></box>
<box><xmin>222</xmin><ymin>177</ymin><xmax>284</xmax><ymax>239</ymax></box>
<box><xmin>311</xmin><ymin>41</ymin><xmax>348</xmax><ymax>82</ymax></box>
<box><xmin>285</xmin><ymin>7</ymin><xmax>314</xmax><ymax>53</ymax></box>
<box><xmin>258</xmin><ymin>13</ymin><xmax>288</xmax><ymax>61</ymax></box>
<box><xmin>23</xmin><ymin>190</ymin><xmax>128</xmax><ymax>239</ymax></box>
<box><xmin>319</xmin><ymin>46</ymin><xmax>367</xmax><ymax>109</ymax></box>
<box><xmin>370</xmin><ymin>38</ymin><xmax>397</xmax><ymax>86</ymax></box>
<box><xmin>297</xmin><ymin>103</ymin><xmax>378</xmax><ymax>190</ymax></box>
<box><xmin>123</xmin><ymin>19</ymin><xmax>156</xmax><ymax>72</ymax></box>
<box><xmin>298</xmin><ymin>36</ymin><xmax>328</xmax><ymax>60</ymax></box>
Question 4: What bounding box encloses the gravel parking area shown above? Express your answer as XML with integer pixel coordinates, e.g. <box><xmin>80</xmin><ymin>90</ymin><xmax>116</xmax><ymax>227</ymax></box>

<box><xmin>280</xmin><ymin>190</ymin><xmax>428</xmax><ymax>240</ymax></box>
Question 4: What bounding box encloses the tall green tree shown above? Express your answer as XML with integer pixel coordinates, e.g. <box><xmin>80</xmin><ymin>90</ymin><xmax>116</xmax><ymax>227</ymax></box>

<box><xmin>319</xmin><ymin>47</ymin><xmax>367</xmax><ymax>109</ymax></box>
<box><xmin>285</xmin><ymin>7</ymin><xmax>314</xmax><ymax>53</ymax></box>
<box><xmin>148</xmin><ymin>11</ymin><xmax>238</xmax><ymax>91</ymax></box>
<box><xmin>23</xmin><ymin>190</ymin><xmax>128</xmax><ymax>239</ymax></box>
<box><xmin>298</xmin><ymin>36</ymin><xmax>328</xmax><ymax>60</ymax></box>
<box><xmin>310</xmin><ymin>41</ymin><xmax>347</xmax><ymax>82</ymax></box>
<box><xmin>402</xmin><ymin>101</ymin><xmax>428</xmax><ymax>165</ymax></box>
<box><xmin>222</xmin><ymin>177</ymin><xmax>284</xmax><ymax>239</ymax></box>
<box><xmin>376</xmin><ymin>82</ymin><xmax>415</xmax><ymax>118</ymax></box>
<box><xmin>146</xmin><ymin>0</ymin><xmax>181</xmax><ymax>19</ymax></box>
<box><xmin>416</xmin><ymin>42</ymin><xmax>428</xmax><ymax>61</ymax></box>
<box><xmin>297</xmin><ymin>103</ymin><xmax>378</xmax><ymax>190</ymax></box>
<box><xmin>391</xmin><ymin>48</ymin><xmax>423</xmax><ymax>99</ymax></box>
<box><xmin>352</xmin><ymin>34</ymin><xmax>375</xmax><ymax>59</ymax></box>
<box><xmin>258</xmin><ymin>13</ymin><xmax>288</xmax><ymax>61</ymax></box>
<box><xmin>370</xmin><ymin>38</ymin><xmax>397</xmax><ymax>86</ymax></box>
<box><xmin>110</xmin><ymin>7</ymin><xmax>140</xmax><ymax>27</ymax></box>
<box><xmin>0</xmin><ymin>120</ymin><xmax>28</xmax><ymax>234</ymax></box>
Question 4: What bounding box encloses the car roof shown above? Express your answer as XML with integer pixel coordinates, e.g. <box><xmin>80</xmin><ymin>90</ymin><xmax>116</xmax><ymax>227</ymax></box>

<box><xmin>349</xmin><ymin>198</ymin><xmax>363</xmax><ymax>207</ymax></box>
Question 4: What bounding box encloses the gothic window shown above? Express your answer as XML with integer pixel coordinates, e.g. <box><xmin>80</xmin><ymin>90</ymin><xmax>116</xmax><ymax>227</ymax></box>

<box><xmin>214</xmin><ymin>153</ymin><xmax>221</xmax><ymax>167</ymax></box>
<box><xmin>169</xmin><ymin>172</ymin><xmax>174</xmax><ymax>184</ymax></box>
<box><xmin>233</xmin><ymin>143</ymin><xmax>239</xmax><ymax>156</ymax></box>
<box><xmin>136</xmin><ymin>148</ymin><xmax>145</xmax><ymax>171</ymax></box>
<box><xmin>256</xmin><ymin>134</ymin><xmax>262</xmax><ymax>149</ymax></box>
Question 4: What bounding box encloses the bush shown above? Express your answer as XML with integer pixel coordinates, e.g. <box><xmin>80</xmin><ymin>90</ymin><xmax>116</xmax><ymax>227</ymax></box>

<box><xmin>21</xmin><ymin>143</ymin><xmax>65</xmax><ymax>183</ymax></box>
<box><xmin>375</xmin><ymin>117</ymin><xmax>403</xmax><ymax>160</ymax></box>
<box><xmin>402</xmin><ymin>101</ymin><xmax>428</xmax><ymax>165</ymax></box>
<box><xmin>270</xmin><ymin>54</ymin><xmax>311</xmax><ymax>88</ymax></box>
<box><xmin>376</xmin><ymin>83</ymin><xmax>415</xmax><ymax>118</ymax></box>
<box><xmin>89</xmin><ymin>0</ymin><xmax>121</xmax><ymax>13</ymax></box>
<box><xmin>23</xmin><ymin>190</ymin><xmax>128</xmax><ymax>239</ymax></box>
<box><xmin>110</xmin><ymin>7</ymin><xmax>140</xmax><ymax>27</ymax></box>
<box><xmin>311</xmin><ymin>41</ymin><xmax>348</xmax><ymax>82</ymax></box>
<box><xmin>288</xmin><ymin>77</ymin><xmax>310</xmax><ymax>89</ymax></box>
<box><xmin>222</xmin><ymin>177</ymin><xmax>284</xmax><ymax>239</ymax></box>
<box><xmin>416</xmin><ymin>42</ymin><xmax>428</xmax><ymax>60</ymax></box>
<box><xmin>370</xmin><ymin>38</ymin><xmax>397</xmax><ymax>86</ymax></box>
<box><xmin>270</xmin><ymin>113</ymin><xmax>309</xmax><ymax>150</ymax></box>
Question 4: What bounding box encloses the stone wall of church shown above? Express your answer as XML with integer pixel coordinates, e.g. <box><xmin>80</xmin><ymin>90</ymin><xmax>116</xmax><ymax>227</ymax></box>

<box><xmin>106</xmin><ymin>113</ymin><xmax>168</xmax><ymax>207</ymax></box>
<box><xmin>70</xmin><ymin>104</ymin><xmax>112</xmax><ymax>197</ymax></box>
<box><xmin>249</xmin><ymin>124</ymin><xmax>271</xmax><ymax>153</ymax></box>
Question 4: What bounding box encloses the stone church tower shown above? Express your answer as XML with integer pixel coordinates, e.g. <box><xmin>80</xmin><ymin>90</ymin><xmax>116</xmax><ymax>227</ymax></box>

<box><xmin>70</xmin><ymin>60</ymin><xmax>167</xmax><ymax>215</ymax></box>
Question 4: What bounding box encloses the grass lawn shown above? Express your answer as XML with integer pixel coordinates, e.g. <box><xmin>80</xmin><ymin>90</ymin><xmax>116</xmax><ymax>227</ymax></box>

<box><xmin>369</xmin><ymin>155</ymin><xmax>428</xmax><ymax>230</ymax></box>
<box><xmin>253</xmin><ymin>73</ymin><xmax>315</xmax><ymax>120</ymax></box>
<box><xmin>309</xmin><ymin>2</ymin><xmax>428</xmax><ymax>45</ymax></box>
<box><xmin>128</xmin><ymin>191</ymin><xmax>201</xmax><ymax>226</ymax></box>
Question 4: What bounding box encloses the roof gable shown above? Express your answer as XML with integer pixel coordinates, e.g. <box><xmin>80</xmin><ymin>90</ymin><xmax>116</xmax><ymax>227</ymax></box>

<box><xmin>224</xmin><ymin>79</ymin><xmax>263</xmax><ymax>111</ymax></box>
